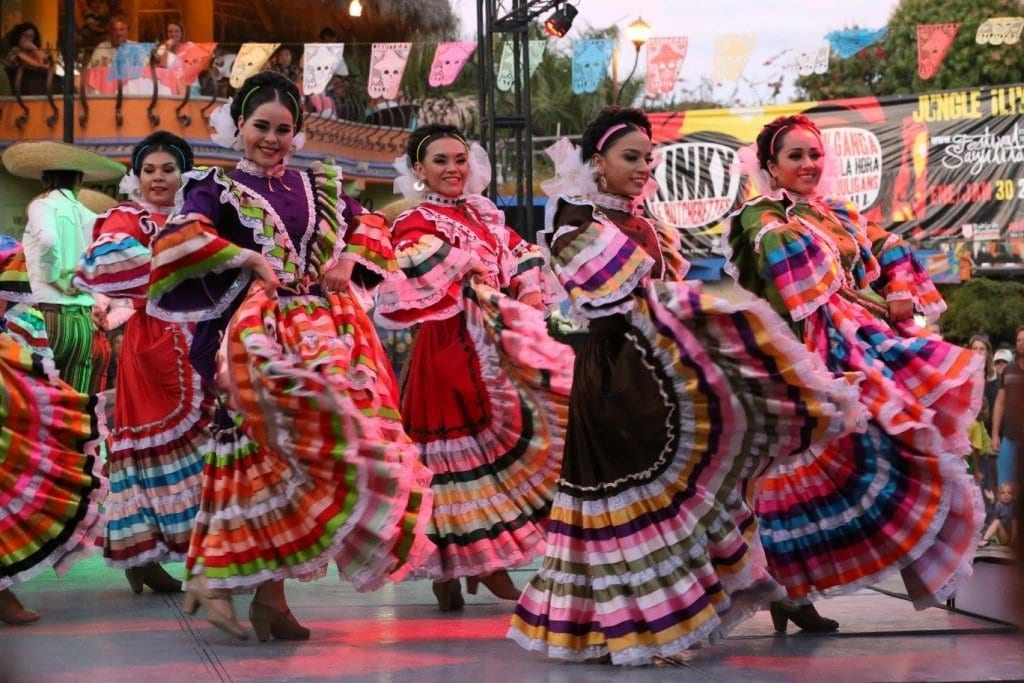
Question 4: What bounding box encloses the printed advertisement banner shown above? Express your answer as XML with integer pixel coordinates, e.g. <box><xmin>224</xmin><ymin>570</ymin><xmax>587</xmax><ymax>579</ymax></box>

<box><xmin>645</xmin><ymin>83</ymin><xmax>1024</xmax><ymax>281</ymax></box>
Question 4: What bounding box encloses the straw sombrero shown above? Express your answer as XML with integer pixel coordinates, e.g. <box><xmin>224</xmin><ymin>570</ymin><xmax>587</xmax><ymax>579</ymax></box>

<box><xmin>378</xmin><ymin>197</ymin><xmax>420</xmax><ymax>224</ymax></box>
<box><xmin>3</xmin><ymin>142</ymin><xmax>125</xmax><ymax>182</ymax></box>
<box><xmin>77</xmin><ymin>189</ymin><xmax>119</xmax><ymax>214</ymax></box>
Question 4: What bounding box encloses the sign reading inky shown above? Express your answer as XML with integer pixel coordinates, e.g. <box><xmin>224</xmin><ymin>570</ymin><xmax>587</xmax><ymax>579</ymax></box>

<box><xmin>646</xmin><ymin>84</ymin><xmax>1024</xmax><ymax>280</ymax></box>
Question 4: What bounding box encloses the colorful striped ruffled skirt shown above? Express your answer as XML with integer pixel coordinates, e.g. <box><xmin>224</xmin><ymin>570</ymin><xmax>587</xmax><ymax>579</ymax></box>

<box><xmin>508</xmin><ymin>281</ymin><xmax>861</xmax><ymax>665</ymax></box>
<box><xmin>753</xmin><ymin>293</ymin><xmax>984</xmax><ymax>608</ymax></box>
<box><xmin>103</xmin><ymin>314</ymin><xmax>212</xmax><ymax>567</ymax></box>
<box><xmin>184</xmin><ymin>284</ymin><xmax>433</xmax><ymax>591</ymax></box>
<box><xmin>0</xmin><ymin>333</ymin><xmax>107</xmax><ymax>590</ymax></box>
<box><xmin>400</xmin><ymin>282</ymin><xmax>572</xmax><ymax>580</ymax></box>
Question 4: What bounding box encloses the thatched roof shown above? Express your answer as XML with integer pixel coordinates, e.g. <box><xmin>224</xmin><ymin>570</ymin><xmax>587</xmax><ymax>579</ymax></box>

<box><xmin>154</xmin><ymin>0</ymin><xmax>458</xmax><ymax>45</ymax></box>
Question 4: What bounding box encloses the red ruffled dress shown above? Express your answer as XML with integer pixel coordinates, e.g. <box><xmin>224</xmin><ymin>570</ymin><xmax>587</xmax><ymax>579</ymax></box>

<box><xmin>76</xmin><ymin>204</ymin><xmax>212</xmax><ymax>567</ymax></box>
<box><xmin>376</xmin><ymin>193</ymin><xmax>572</xmax><ymax>580</ymax></box>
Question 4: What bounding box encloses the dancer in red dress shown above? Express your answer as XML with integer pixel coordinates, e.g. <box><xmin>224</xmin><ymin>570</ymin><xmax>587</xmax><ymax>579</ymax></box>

<box><xmin>76</xmin><ymin>131</ymin><xmax>211</xmax><ymax>594</ymax></box>
<box><xmin>376</xmin><ymin>124</ymin><xmax>571</xmax><ymax>610</ymax></box>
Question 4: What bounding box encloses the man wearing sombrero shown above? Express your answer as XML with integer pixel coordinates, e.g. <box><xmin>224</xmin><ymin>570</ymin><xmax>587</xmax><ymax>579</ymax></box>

<box><xmin>2</xmin><ymin>141</ymin><xmax>124</xmax><ymax>393</ymax></box>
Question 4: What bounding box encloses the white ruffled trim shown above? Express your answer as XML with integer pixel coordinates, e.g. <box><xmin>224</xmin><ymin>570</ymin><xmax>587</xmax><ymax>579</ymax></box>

<box><xmin>540</xmin><ymin>138</ymin><xmax>599</xmax><ymax>235</ymax></box>
<box><xmin>209</xmin><ymin>99</ymin><xmax>242</xmax><ymax>150</ymax></box>
<box><xmin>105</xmin><ymin>544</ymin><xmax>186</xmax><ymax>570</ymax></box>
<box><xmin>118</xmin><ymin>172</ymin><xmax>141</xmax><ymax>200</ymax></box>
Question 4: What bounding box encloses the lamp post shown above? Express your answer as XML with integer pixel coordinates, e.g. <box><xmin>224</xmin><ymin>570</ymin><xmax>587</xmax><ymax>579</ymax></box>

<box><xmin>612</xmin><ymin>17</ymin><xmax>651</xmax><ymax>105</ymax></box>
<box><xmin>349</xmin><ymin>0</ymin><xmax>363</xmax><ymax>17</ymax></box>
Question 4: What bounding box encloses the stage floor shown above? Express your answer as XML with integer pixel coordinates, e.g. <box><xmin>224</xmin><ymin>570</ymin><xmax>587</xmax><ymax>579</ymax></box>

<box><xmin>4</xmin><ymin>558</ymin><xmax>1021</xmax><ymax>683</ymax></box>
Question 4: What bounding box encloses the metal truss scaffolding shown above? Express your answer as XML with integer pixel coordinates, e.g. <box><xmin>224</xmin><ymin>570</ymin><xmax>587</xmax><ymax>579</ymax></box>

<box><xmin>476</xmin><ymin>0</ymin><xmax>561</xmax><ymax>240</ymax></box>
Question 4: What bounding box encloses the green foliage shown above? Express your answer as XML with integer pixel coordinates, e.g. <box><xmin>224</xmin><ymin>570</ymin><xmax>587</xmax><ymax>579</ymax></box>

<box><xmin>938</xmin><ymin>278</ymin><xmax>1024</xmax><ymax>346</ymax></box>
<box><xmin>797</xmin><ymin>0</ymin><xmax>1024</xmax><ymax>100</ymax></box>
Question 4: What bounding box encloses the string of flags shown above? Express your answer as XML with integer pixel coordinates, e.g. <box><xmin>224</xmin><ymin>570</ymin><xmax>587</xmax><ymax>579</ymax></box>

<box><xmin>81</xmin><ymin>17</ymin><xmax>1024</xmax><ymax>100</ymax></box>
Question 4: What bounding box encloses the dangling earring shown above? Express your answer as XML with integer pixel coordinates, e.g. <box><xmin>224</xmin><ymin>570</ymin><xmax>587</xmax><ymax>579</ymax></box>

<box><xmin>413</xmin><ymin>178</ymin><xmax>426</xmax><ymax>192</ymax></box>
<box><xmin>132</xmin><ymin>187</ymin><xmax>143</xmax><ymax>199</ymax></box>
<box><xmin>598</xmin><ymin>175</ymin><xmax>608</xmax><ymax>192</ymax></box>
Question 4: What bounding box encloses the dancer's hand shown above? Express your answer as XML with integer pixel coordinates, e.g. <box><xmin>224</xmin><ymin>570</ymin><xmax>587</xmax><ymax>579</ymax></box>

<box><xmin>888</xmin><ymin>298</ymin><xmax>913</xmax><ymax>323</ymax></box>
<box><xmin>91</xmin><ymin>305</ymin><xmax>108</xmax><ymax>331</ymax></box>
<box><xmin>321</xmin><ymin>258</ymin><xmax>355</xmax><ymax>294</ymax></box>
<box><xmin>466</xmin><ymin>260</ymin><xmax>488</xmax><ymax>281</ymax></box>
<box><xmin>519</xmin><ymin>291</ymin><xmax>544</xmax><ymax>310</ymax></box>
<box><xmin>243</xmin><ymin>250</ymin><xmax>281</xmax><ymax>298</ymax></box>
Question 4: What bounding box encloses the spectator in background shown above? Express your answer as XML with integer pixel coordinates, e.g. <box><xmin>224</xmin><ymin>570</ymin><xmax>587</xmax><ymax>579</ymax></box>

<box><xmin>992</xmin><ymin>328</ymin><xmax>1024</xmax><ymax>487</ymax></box>
<box><xmin>78</xmin><ymin>0</ymin><xmax>113</xmax><ymax>49</ymax></box>
<box><xmin>152</xmin><ymin>20</ymin><xmax>184</xmax><ymax>69</ymax></box>
<box><xmin>266</xmin><ymin>46</ymin><xmax>300</xmax><ymax>86</ymax></box>
<box><xmin>970</xmin><ymin>334</ymin><xmax>999</xmax><ymax>433</ymax></box>
<box><xmin>979</xmin><ymin>482</ymin><xmax>1019</xmax><ymax>547</ymax></box>
<box><xmin>994</xmin><ymin>347</ymin><xmax>1012</xmax><ymax>379</ymax></box>
<box><xmin>2</xmin><ymin>22</ymin><xmax>57</xmax><ymax>95</ymax></box>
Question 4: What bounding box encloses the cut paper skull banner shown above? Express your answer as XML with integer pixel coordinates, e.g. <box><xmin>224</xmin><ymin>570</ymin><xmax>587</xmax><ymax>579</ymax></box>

<box><xmin>572</xmin><ymin>39</ymin><xmax>614</xmax><ymax>95</ymax></box>
<box><xmin>645</xmin><ymin>37</ymin><xmax>688</xmax><ymax>97</ymax></box>
<box><xmin>496</xmin><ymin>41</ymin><xmax>515</xmax><ymax>91</ymax></box>
<box><xmin>368</xmin><ymin>42</ymin><xmax>412</xmax><ymax>99</ymax></box>
<box><xmin>712</xmin><ymin>34</ymin><xmax>755</xmax><ymax>82</ymax></box>
<box><xmin>496</xmin><ymin>41</ymin><xmax>547</xmax><ymax>92</ymax></box>
<box><xmin>825</xmin><ymin>27</ymin><xmax>887</xmax><ymax>59</ymax></box>
<box><xmin>303</xmin><ymin>43</ymin><xmax>346</xmax><ymax>95</ymax></box>
<box><xmin>230</xmin><ymin>43</ymin><xmax>279</xmax><ymax>88</ymax></box>
<box><xmin>976</xmin><ymin>17</ymin><xmax>1024</xmax><ymax>45</ymax></box>
<box><xmin>779</xmin><ymin>42</ymin><xmax>830</xmax><ymax>76</ymax></box>
<box><xmin>429</xmin><ymin>42</ymin><xmax>476</xmax><ymax>87</ymax></box>
<box><xmin>916</xmin><ymin>23</ymin><xmax>960</xmax><ymax>80</ymax></box>
<box><xmin>528</xmin><ymin>40</ymin><xmax>547</xmax><ymax>77</ymax></box>
<box><xmin>109</xmin><ymin>43</ymin><xmax>154</xmax><ymax>81</ymax></box>
<box><xmin>170</xmin><ymin>42</ymin><xmax>216</xmax><ymax>88</ymax></box>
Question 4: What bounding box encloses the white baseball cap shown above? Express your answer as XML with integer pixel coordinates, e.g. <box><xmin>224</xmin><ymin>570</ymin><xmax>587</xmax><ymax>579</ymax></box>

<box><xmin>994</xmin><ymin>349</ymin><xmax>1013</xmax><ymax>363</ymax></box>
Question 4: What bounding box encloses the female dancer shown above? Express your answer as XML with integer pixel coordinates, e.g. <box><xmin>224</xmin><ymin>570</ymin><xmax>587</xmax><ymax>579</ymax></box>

<box><xmin>76</xmin><ymin>131</ymin><xmax>210</xmax><ymax>594</ymax></box>
<box><xmin>726</xmin><ymin>114</ymin><xmax>982</xmax><ymax>624</ymax></box>
<box><xmin>147</xmin><ymin>71</ymin><xmax>433</xmax><ymax>640</ymax></box>
<box><xmin>0</xmin><ymin>246</ymin><xmax>106</xmax><ymax>625</ymax></box>
<box><xmin>375</xmin><ymin>124</ymin><xmax>570</xmax><ymax>610</ymax></box>
<box><xmin>508</xmin><ymin>106</ymin><xmax>861</xmax><ymax>665</ymax></box>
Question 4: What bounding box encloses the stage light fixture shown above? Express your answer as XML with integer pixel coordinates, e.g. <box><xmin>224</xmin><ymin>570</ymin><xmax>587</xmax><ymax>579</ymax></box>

<box><xmin>349</xmin><ymin>0</ymin><xmax>363</xmax><ymax>17</ymax></box>
<box><xmin>544</xmin><ymin>4</ymin><xmax>578</xmax><ymax>38</ymax></box>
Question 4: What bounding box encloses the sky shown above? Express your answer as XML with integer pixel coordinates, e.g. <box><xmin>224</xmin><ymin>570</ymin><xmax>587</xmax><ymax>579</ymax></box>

<box><xmin>450</xmin><ymin>0</ymin><xmax>902</xmax><ymax>104</ymax></box>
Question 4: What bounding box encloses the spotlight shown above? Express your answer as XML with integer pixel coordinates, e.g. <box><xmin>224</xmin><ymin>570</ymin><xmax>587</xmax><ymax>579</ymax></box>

<box><xmin>349</xmin><ymin>0</ymin><xmax>362</xmax><ymax>17</ymax></box>
<box><xmin>544</xmin><ymin>4</ymin><xmax>578</xmax><ymax>38</ymax></box>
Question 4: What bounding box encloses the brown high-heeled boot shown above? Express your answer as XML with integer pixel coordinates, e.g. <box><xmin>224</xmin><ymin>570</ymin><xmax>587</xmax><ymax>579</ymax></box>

<box><xmin>0</xmin><ymin>588</ymin><xmax>40</xmax><ymax>626</ymax></box>
<box><xmin>126</xmin><ymin>563</ymin><xmax>182</xmax><ymax>594</ymax></box>
<box><xmin>183</xmin><ymin>575</ymin><xmax>248</xmax><ymax>640</ymax></box>
<box><xmin>431</xmin><ymin>579</ymin><xmax>465</xmax><ymax>612</ymax></box>
<box><xmin>249</xmin><ymin>601</ymin><xmax>311</xmax><ymax>642</ymax></box>
<box><xmin>465</xmin><ymin>570</ymin><xmax>520</xmax><ymax>600</ymax></box>
<box><xmin>769</xmin><ymin>600</ymin><xmax>839</xmax><ymax>633</ymax></box>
